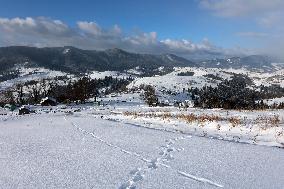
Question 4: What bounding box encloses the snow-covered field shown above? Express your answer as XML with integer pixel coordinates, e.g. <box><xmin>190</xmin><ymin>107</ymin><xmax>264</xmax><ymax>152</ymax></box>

<box><xmin>1</xmin><ymin>95</ymin><xmax>284</xmax><ymax>188</ymax></box>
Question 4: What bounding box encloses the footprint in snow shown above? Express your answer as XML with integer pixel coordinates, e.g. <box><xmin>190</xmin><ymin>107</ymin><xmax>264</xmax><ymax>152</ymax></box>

<box><xmin>119</xmin><ymin>135</ymin><xmax>192</xmax><ymax>189</ymax></box>
<box><xmin>119</xmin><ymin>168</ymin><xmax>145</xmax><ymax>189</ymax></box>
<box><xmin>148</xmin><ymin>158</ymin><xmax>160</xmax><ymax>169</ymax></box>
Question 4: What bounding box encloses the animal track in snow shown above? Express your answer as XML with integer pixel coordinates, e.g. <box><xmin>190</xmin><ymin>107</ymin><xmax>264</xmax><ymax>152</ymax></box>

<box><xmin>64</xmin><ymin>116</ymin><xmax>223</xmax><ymax>188</ymax></box>
<box><xmin>119</xmin><ymin>168</ymin><xmax>145</xmax><ymax>189</ymax></box>
<box><xmin>119</xmin><ymin>136</ymin><xmax>187</xmax><ymax>188</ymax></box>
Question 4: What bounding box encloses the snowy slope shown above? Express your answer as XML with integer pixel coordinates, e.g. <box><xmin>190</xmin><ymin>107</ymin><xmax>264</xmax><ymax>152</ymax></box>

<box><xmin>128</xmin><ymin>67</ymin><xmax>284</xmax><ymax>92</ymax></box>
<box><xmin>0</xmin><ymin>67</ymin><xmax>68</xmax><ymax>91</ymax></box>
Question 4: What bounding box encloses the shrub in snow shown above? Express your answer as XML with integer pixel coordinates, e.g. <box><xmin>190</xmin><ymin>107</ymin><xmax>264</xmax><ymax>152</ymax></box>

<box><xmin>143</xmin><ymin>85</ymin><xmax>158</xmax><ymax>106</ymax></box>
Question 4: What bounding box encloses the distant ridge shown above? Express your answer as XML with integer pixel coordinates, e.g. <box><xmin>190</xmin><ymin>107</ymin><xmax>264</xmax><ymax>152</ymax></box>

<box><xmin>0</xmin><ymin>46</ymin><xmax>196</xmax><ymax>74</ymax></box>
<box><xmin>199</xmin><ymin>55</ymin><xmax>282</xmax><ymax>72</ymax></box>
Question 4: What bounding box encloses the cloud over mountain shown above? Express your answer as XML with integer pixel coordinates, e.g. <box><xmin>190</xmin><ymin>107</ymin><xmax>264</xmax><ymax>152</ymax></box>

<box><xmin>0</xmin><ymin>17</ymin><xmax>244</xmax><ymax>59</ymax></box>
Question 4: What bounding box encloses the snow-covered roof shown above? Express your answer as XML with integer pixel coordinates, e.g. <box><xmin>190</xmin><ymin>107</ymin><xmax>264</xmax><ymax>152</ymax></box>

<box><xmin>40</xmin><ymin>97</ymin><xmax>57</xmax><ymax>104</ymax></box>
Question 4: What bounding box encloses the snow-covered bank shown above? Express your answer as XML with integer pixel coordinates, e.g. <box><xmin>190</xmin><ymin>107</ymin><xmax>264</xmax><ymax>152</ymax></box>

<box><xmin>106</xmin><ymin>107</ymin><xmax>284</xmax><ymax>148</ymax></box>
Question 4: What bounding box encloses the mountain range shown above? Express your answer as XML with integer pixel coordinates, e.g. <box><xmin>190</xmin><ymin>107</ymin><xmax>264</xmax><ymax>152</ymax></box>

<box><xmin>0</xmin><ymin>46</ymin><xmax>282</xmax><ymax>75</ymax></box>
<box><xmin>0</xmin><ymin>46</ymin><xmax>195</xmax><ymax>74</ymax></box>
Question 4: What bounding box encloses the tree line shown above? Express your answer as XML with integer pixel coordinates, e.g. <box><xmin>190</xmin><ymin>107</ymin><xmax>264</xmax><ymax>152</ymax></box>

<box><xmin>0</xmin><ymin>76</ymin><xmax>133</xmax><ymax>106</ymax></box>
<box><xmin>189</xmin><ymin>75</ymin><xmax>284</xmax><ymax>109</ymax></box>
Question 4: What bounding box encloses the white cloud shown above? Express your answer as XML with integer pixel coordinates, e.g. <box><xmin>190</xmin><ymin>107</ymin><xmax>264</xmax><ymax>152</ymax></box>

<box><xmin>199</xmin><ymin>0</ymin><xmax>284</xmax><ymax>18</ymax></box>
<box><xmin>127</xmin><ymin>32</ymin><xmax>157</xmax><ymax>46</ymax></box>
<box><xmin>161</xmin><ymin>39</ymin><xmax>212</xmax><ymax>52</ymax></box>
<box><xmin>199</xmin><ymin>0</ymin><xmax>284</xmax><ymax>30</ymax></box>
<box><xmin>77</xmin><ymin>21</ymin><xmax>102</xmax><ymax>36</ymax></box>
<box><xmin>236</xmin><ymin>32</ymin><xmax>269</xmax><ymax>38</ymax></box>
<box><xmin>258</xmin><ymin>12</ymin><xmax>284</xmax><ymax>29</ymax></box>
<box><xmin>200</xmin><ymin>0</ymin><xmax>284</xmax><ymax>59</ymax></box>
<box><xmin>0</xmin><ymin>17</ymin><xmax>36</xmax><ymax>27</ymax></box>
<box><xmin>0</xmin><ymin>17</ymin><xmax>245</xmax><ymax>59</ymax></box>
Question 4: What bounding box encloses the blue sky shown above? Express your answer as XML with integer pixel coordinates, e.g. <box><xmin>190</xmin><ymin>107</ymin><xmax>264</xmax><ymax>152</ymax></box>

<box><xmin>0</xmin><ymin>0</ymin><xmax>283</xmax><ymax>58</ymax></box>
<box><xmin>0</xmin><ymin>0</ymin><xmax>247</xmax><ymax>46</ymax></box>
